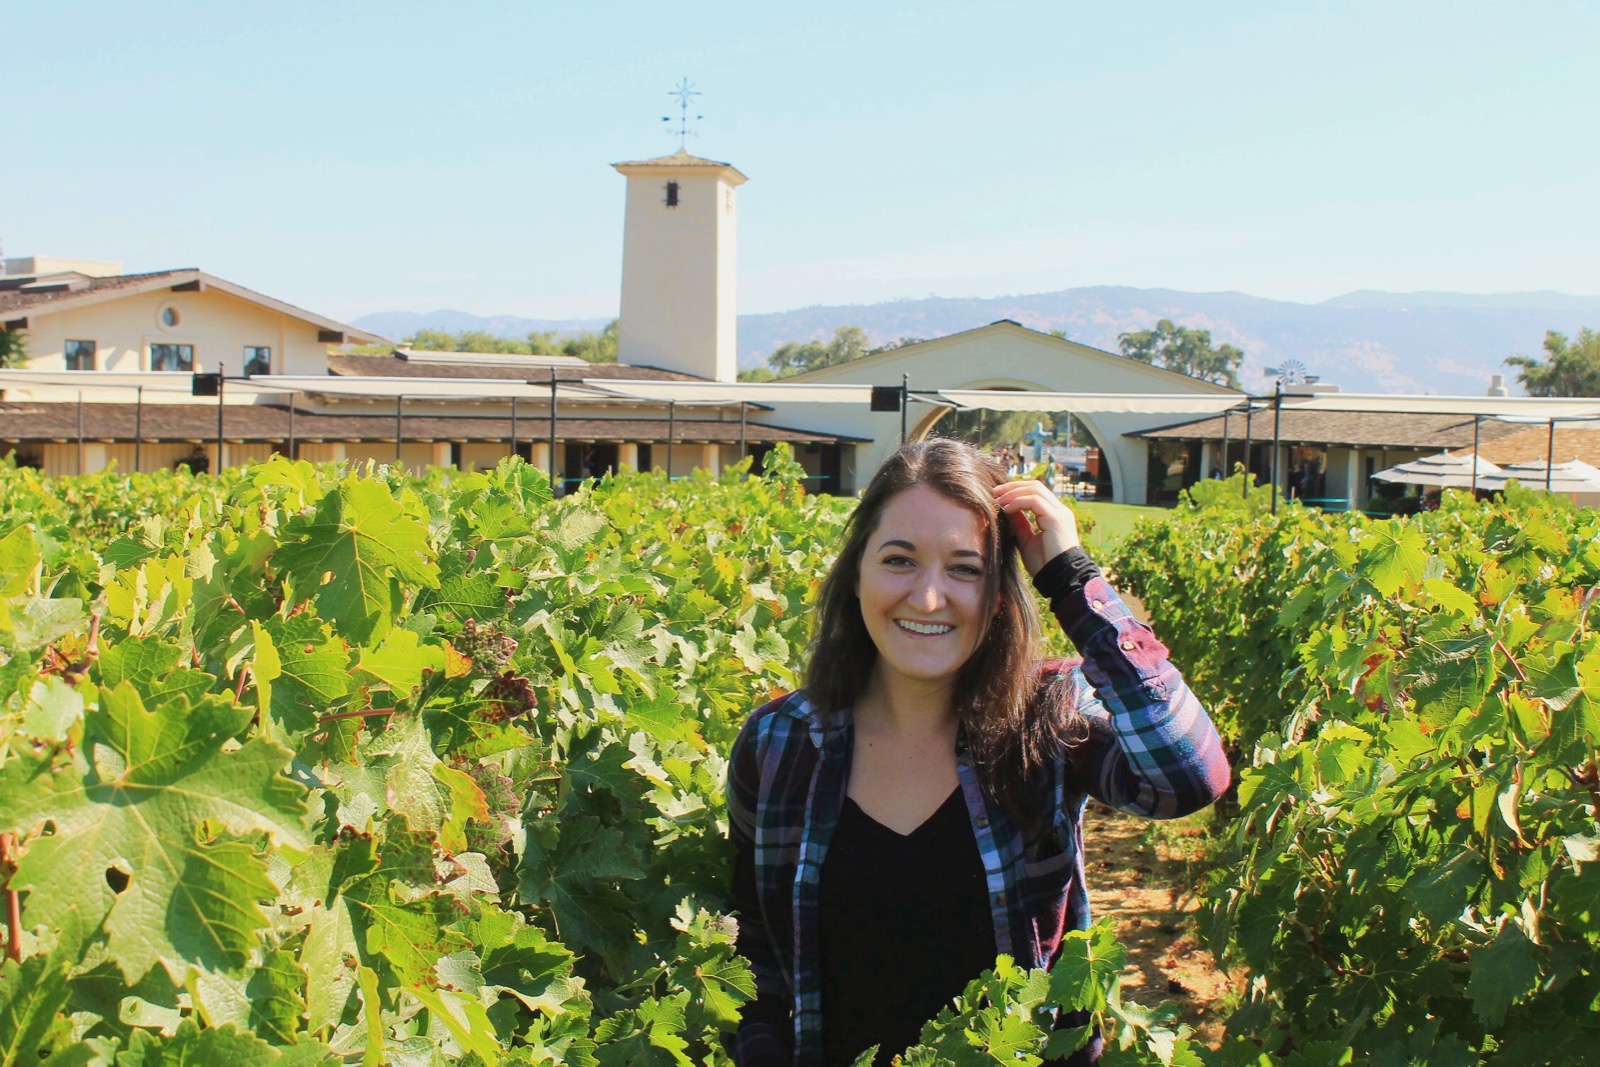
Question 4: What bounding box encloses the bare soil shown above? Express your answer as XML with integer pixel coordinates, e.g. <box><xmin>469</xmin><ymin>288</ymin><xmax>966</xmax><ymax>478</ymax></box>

<box><xmin>1082</xmin><ymin>801</ymin><xmax>1241</xmax><ymax>1047</ymax></box>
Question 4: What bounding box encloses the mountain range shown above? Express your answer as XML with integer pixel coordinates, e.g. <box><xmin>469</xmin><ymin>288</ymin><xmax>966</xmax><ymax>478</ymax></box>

<box><xmin>352</xmin><ymin>287</ymin><xmax>1600</xmax><ymax>396</ymax></box>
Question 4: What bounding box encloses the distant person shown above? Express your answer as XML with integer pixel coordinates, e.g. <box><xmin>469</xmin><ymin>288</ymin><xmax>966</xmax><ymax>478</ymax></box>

<box><xmin>726</xmin><ymin>439</ymin><xmax>1230</xmax><ymax>1066</ymax></box>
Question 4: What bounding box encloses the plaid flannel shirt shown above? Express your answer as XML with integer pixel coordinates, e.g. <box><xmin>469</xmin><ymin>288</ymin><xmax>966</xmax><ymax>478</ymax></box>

<box><xmin>725</xmin><ymin>548</ymin><xmax>1231</xmax><ymax>1067</ymax></box>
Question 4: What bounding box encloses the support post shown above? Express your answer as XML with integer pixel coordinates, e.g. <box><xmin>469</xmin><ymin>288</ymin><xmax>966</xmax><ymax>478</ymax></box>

<box><xmin>216</xmin><ymin>363</ymin><xmax>225</xmax><ymax>474</ymax></box>
<box><xmin>1243</xmin><ymin>405</ymin><xmax>1255</xmax><ymax>497</ymax></box>
<box><xmin>739</xmin><ymin>402</ymin><xmax>747</xmax><ymax>466</ymax></box>
<box><xmin>900</xmin><ymin>373</ymin><xmax>909</xmax><ymax>444</ymax></box>
<box><xmin>288</xmin><ymin>392</ymin><xmax>297</xmax><ymax>460</ymax></box>
<box><xmin>1270</xmin><ymin>383</ymin><xmax>1283</xmax><ymax>515</ymax></box>
<box><xmin>77</xmin><ymin>391</ymin><xmax>85</xmax><ymax>475</ymax></box>
<box><xmin>1220</xmin><ymin>409</ymin><xmax>1231</xmax><ymax>475</ymax></box>
<box><xmin>511</xmin><ymin>397</ymin><xmax>519</xmax><ymax>459</ymax></box>
<box><xmin>134</xmin><ymin>385</ymin><xmax>144</xmax><ymax>473</ymax></box>
<box><xmin>1471</xmin><ymin>415</ymin><xmax>1481</xmax><ymax>494</ymax></box>
<box><xmin>548</xmin><ymin>370</ymin><xmax>558</xmax><ymax>495</ymax></box>
<box><xmin>395</xmin><ymin>396</ymin><xmax>404</xmax><ymax>462</ymax></box>
<box><xmin>1542</xmin><ymin>415</ymin><xmax>1555</xmax><ymax>492</ymax></box>
<box><xmin>667</xmin><ymin>400</ymin><xmax>676</xmax><ymax>480</ymax></box>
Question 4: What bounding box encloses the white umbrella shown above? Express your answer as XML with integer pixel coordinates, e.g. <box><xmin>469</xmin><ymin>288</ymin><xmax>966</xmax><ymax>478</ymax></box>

<box><xmin>1371</xmin><ymin>451</ymin><xmax>1503</xmax><ymax>488</ymax></box>
<box><xmin>1476</xmin><ymin>459</ymin><xmax>1600</xmax><ymax>495</ymax></box>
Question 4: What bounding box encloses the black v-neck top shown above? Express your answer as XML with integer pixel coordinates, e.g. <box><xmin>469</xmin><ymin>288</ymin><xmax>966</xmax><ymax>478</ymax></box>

<box><xmin>818</xmin><ymin>786</ymin><xmax>996</xmax><ymax>1067</ymax></box>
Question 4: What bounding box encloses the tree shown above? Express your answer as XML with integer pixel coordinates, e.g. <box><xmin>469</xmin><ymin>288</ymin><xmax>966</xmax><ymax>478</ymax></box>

<box><xmin>1117</xmin><ymin>319</ymin><xmax>1243</xmax><ymax>388</ymax></box>
<box><xmin>1505</xmin><ymin>328</ymin><xmax>1600</xmax><ymax>397</ymax></box>
<box><xmin>402</xmin><ymin>321</ymin><xmax>619</xmax><ymax>363</ymax></box>
<box><xmin>527</xmin><ymin>320</ymin><xmax>619</xmax><ymax>363</ymax></box>
<box><xmin>766</xmin><ymin>326</ymin><xmax>873</xmax><ymax>378</ymax></box>
<box><xmin>0</xmin><ymin>328</ymin><xmax>25</xmax><ymax>368</ymax></box>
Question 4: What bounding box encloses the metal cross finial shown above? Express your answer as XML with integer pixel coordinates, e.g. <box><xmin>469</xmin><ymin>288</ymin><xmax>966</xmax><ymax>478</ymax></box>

<box><xmin>662</xmin><ymin>77</ymin><xmax>702</xmax><ymax>149</ymax></box>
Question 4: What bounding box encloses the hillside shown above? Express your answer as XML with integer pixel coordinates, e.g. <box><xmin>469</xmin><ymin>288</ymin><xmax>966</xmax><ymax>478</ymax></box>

<box><xmin>352</xmin><ymin>287</ymin><xmax>1600</xmax><ymax>395</ymax></box>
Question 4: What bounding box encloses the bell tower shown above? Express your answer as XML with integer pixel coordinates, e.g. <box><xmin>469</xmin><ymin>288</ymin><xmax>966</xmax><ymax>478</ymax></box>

<box><xmin>613</xmin><ymin>148</ymin><xmax>747</xmax><ymax>382</ymax></box>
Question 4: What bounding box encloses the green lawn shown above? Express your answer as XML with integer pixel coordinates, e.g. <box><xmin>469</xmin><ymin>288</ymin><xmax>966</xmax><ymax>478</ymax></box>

<box><xmin>1073</xmin><ymin>500</ymin><xmax>1174</xmax><ymax>548</ymax></box>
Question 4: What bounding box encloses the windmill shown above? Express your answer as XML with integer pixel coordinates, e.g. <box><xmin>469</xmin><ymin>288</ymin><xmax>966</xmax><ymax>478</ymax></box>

<box><xmin>1265</xmin><ymin>359</ymin><xmax>1318</xmax><ymax>386</ymax></box>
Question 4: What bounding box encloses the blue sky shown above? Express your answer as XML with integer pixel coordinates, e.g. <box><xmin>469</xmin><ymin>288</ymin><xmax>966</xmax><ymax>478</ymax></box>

<box><xmin>7</xmin><ymin>1</ymin><xmax>1598</xmax><ymax>322</ymax></box>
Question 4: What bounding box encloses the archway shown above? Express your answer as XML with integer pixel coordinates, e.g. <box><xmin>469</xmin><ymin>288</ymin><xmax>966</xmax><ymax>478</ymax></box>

<box><xmin>908</xmin><ymin>382</ymin><xmax>1124</xmax><ymax>502</ymax></box>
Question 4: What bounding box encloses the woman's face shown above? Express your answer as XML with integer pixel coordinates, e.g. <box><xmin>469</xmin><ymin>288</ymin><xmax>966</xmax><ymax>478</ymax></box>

<box><xmin>855</xmin><ymin>484</ymin><xmax>993</xmax><ymax>694</ymax></box>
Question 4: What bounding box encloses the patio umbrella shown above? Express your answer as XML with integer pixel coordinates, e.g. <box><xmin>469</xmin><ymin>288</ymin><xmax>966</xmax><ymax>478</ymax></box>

<box><xmin>1370</xmin><ymin>451</ymin><xmax>1502</xmax><ymax>488</ymax></box>
<box><xmin>1476</xmin><ymin>459</ymin><xmax>1600</xmax><ymax>495</ymax></box>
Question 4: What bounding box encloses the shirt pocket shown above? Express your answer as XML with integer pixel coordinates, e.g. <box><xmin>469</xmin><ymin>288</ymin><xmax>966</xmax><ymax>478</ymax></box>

<box><xmin>1020</xmin><ymin>814</ymin><xmax>1076</xmax><ymax>881</ymax></box>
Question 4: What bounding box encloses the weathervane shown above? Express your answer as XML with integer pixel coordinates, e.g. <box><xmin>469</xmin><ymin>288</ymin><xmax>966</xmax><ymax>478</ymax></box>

<box><xmin>662</xmin><ymin>77</ymin><xmax>702</xmax><ymax>149</ymax></box>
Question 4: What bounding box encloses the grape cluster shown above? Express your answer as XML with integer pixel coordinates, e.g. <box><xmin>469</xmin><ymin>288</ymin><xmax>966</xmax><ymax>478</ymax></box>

<box><xmin>455</xmin><ymin>618</ymin><xmax>518</xmax><ymax>671</ymax></box>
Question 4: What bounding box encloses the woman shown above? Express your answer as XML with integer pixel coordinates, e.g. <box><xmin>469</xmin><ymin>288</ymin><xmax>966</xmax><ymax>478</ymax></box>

<box><xmin>726</xmin><ymin>439</ymin><xmax>1230</xmax><ymax>1067</ymax></box>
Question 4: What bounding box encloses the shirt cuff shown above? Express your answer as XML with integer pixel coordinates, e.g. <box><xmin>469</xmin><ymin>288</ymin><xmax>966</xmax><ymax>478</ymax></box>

<box><xmin>1031</xmin><ymin>547</ymin><xmax>1101</xmax><ymax>601</ymax></box>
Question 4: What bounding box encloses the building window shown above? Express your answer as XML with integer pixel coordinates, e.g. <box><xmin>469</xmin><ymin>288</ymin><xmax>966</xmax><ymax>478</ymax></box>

<box><xmin>64</xmin><ymin>339</ymin><xmax>96</xmax><ymax>370</ymax></box>
<box><xmin>160</xmin><ymin>306</ymin><xmax>181</xmax><ymax>327</ymax></box>
<box><xmin>665</xmin><ymin>181</ymin><xmax>679</xmax><ymax>207</ymax></box>
<box><xmin>150</xmin><ymin>343</ymin><xmax>194</xmax><ymax>371</ymax></box>
<box><xmin>243</xmin><ymin>346</ymin><xmax>271</xmax><ymax>376</ymax></box>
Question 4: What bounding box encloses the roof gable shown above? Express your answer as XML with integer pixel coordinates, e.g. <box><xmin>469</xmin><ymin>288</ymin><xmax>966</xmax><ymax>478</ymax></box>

<box><xmin>0</xmin><ymin>269</ymin><xmax>388</xmax><ymax>344</ymax></box>
<box><xmin>785</xmin><ymin>320</ymin><xmax>1240</xmax><ymax>394</ymax></box>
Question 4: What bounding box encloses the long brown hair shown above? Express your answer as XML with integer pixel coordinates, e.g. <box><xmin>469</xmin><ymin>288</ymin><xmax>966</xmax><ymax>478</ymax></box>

<box><xmin>803</xmin><ymin>438</ymin><xmax>1079</xmax><ymax>832</ymax></box>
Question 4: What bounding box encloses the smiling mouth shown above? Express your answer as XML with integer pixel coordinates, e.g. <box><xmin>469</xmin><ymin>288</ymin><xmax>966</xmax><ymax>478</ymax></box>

<box><xmin>896</xmin><ymin>620</ymin><xmax>954</xmax><ymax>635</ymax></box>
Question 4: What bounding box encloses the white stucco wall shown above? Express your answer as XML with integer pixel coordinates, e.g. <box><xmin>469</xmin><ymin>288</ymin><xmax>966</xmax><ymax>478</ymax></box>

<box><xmin>615</xmin><ymin>162</ymin><xmax>742</xmax><ymax>383</ymax></box>
<box><xmin>11</xmin><ymin>284</ymin><xmax>335</xmax><ymax>401</ymax></box>
<box><xmin>746</xmin><ymin>323</ymin><xmax>1239</xmax><ymax>503</ymax></box>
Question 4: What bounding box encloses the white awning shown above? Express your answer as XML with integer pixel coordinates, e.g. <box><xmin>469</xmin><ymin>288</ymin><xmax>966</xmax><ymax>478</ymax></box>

<box><xmin>927</xmin><ymin>390</ymin><xmax>1248</xmax><ymax>415</ymax></box>
<box><xmin>1477</xmin><ymin>459</ymin><xmax>1600</xmax><ymax>494</ymax></box>
<box><xmin>582</xmin><ymin>380</ymin><xmax>1250</xmax><ymax>415</ymax></box>
<box><xmin>1285</xmin><ymin>393</ymin><xmax>1600</xmax><ymax>419</ymax></box>
<box><xmin>243</xmin><ymin>376</ymin><xmax>613</xmax><ymax>401</ymax></box>
<box><xmin>0</xmin><ymin>370</ymin><xmax>203</xmax><ymax>393</ymax></box>
<box><xmin>583</xmin><ymin>379</ymin><xmax>889</xmax><ymax>405</ymax></box>
<box><xmin>1371</xmin><ymin>451</ymin><xmax>1502</xmax><ymax>487</ymax></box>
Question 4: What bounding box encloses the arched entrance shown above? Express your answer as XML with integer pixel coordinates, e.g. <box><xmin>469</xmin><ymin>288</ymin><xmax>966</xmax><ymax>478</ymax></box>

<box><xmin>908</xmin><ymin>384</ymin><xmax>1124</xmax><ymax>502</ymax></box>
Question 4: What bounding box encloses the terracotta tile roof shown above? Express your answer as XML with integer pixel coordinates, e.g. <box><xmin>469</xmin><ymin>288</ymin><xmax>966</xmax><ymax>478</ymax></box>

<box><xmin>0</xmin><ymin>402</ymin><xmax>852</xmax><ymax>445</ymax></box>
<box><xmin>613</xmin><ymin>148</ymin><xmax>737</xmax><ymax>168</ymax></box>
<box><xmin>327</xmin><ymin>353</ymin><xmax>708</xmax><ymax>382</ymax></box>
<box><xmin>1455</xmin><ymin>423</ymin><xmax>1600</xmax><ymax>467</ymax></box>
<box><xmin>0</xmin><ymin>270</ymin><xmax>192</xmax><ymax>316</ymax></box>
<box><xmin>1135</xmin><ymin>409</ymin><xmax>1526</xmax><ymax>450</ymax></box>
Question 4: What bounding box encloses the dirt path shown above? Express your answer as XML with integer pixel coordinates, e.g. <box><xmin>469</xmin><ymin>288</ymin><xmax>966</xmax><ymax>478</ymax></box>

<box><xmin>1082</xmin><ymin>802</ymin><xmax>1239</xmax><ymax>1047</ymax></box>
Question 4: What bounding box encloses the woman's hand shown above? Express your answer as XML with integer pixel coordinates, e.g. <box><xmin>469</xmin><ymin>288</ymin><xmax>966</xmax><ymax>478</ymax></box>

<box><xmin>994</xmin><ymin>479</ymin><xmax>1081</xmax><ymax>578</ymax></box>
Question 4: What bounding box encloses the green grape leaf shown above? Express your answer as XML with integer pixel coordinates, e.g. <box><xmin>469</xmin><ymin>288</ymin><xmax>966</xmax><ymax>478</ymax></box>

<box><xmin>1047</xmin><ymin>920</ymin><xmax>1125</xmax><ymax>1016</ymax></box>
<box><xmin>331</xmin><ymin>827</ymin><xmax>470</xmax><ymax>988</ymax></box>
<box><xmin>246</xmin><ymin>943</ymin><xmax>308</xmax><ymax>1046</ymax></box>
<box><xmin>1466</xmin><ymin>921</ymin><xmax>1541</xmax><ymax>1025</ymax></box>
<box><xmin>0</xmin><ymin>526</ymin><xmax>39</xmax><ymax>598</ymax></box>
<box><xmin>1360</xmin><ymin>524</ymin><xmax>1427</xmax><ymax>597</ymax></box>
<box><xmin>592</xmin><ymin>993</ymin><xmax>692</xmax><ymax>1067</ymax></box>
<box><xmin>1403</xmin><ymin>851</ymin><xmax>1484</xmax><ymax>928</ymax></box>
<box><xmin>253</xmin><ymin>614</ymin><xmax>352</xmax><ymax>736</ymax></box>
<box><xmin>0</xmin><ymin>682</ymin><xmax>309</xmax><ymax>981</ymax></box>
<box><xmin>3</xmin><ymin>596</ymin><xmax>86</xmax><ymax>654</ymax></box>
<box><xmin>272</xmin><ymin>478</ymin><xmax>439</xmax><ymax>645</ymax></box>
<box><xmin>301</xmin><ymin>903</ymin><xmax>359</xmax><ymax>1036</ymax></box>
<box><xmin>355</xmin><ymin>627</ymin><xmax>446</xmax><ymax>695</ymax></box>
<box><xmin>96</xmin><ymin>639</ymin><xmax>214</xmax><ymax>710</ymax></box>
<box><xmin>416</xmin><ymin>571</ymin><xmax>506</xmax><ymax>621</ymax></box>
<box><xmin>518</xmin><ymin>815</ymin><xmax>644</xmax><ymax>971</ymax></box>
<box><xmin>410</xmin><ymin>986</ymin><xmax>503</xmax><ymax>1066</ymax></box>
<box><xmin>329</xmin><ymin>713</ymin><xmax>487</xmax><ymax>852</ymax></box>
<box><xmin>19</xmin><ymin>677</ymin><xmax>82</xmax><ymax>744</ymax></box>
<box><xmin>1410</xmin><ymin>633</ymin><xmax>1496</xmax><ymax>728</ymax></box>
<box><xmin>0</xmin><ymin>954</ymin><xmax>72</xmax><ymax>1067</ymax></box>
<box><xmin>116</xmin><ymin>1019</ymin><xmax>285</xmax><ymax>1066</ymax></box>
<box><xmin>1422</xmin><ymin>577</ymin><xmax>1480</xmax><ymax>619</ymax></box>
